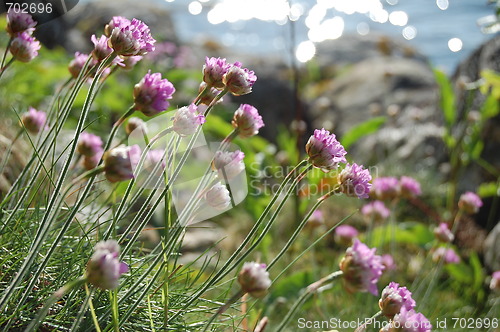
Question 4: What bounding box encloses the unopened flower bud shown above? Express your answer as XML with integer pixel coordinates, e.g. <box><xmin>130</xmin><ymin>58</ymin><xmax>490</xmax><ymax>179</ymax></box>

<box><xmin>6</xmin><ymin>11</ymin><xmax>36</xmax><ymax>37</ymax></box>
<box><xmin>305</xmin><ymin>128</ymin><xmax>347</xmax><ymax>172</ymax></box>
<box><xmin>203</xmin><ymin>57</ymin><xmax>230</xmax><ymax>89</ymax></box>
<box><xmin>133</xmin><ymin>71</ymin><xmax>175</xmax><ymax>116</ymax></box>
<box><xmin>205</xmin><ymin>182</ymin><xmax>231</xmax><ymax>210</ymax></box>
<box><xmin>338</xmin><ymin>163</ymin><xmax>372</xmax><ymax>199</ymax></box>
<box><xmin>433</xmin><ymin>223</ymin><xmax>454</xmax><ymax>243</ymax></box>
<box><xmin>458</xmin><ymin>191</ymin><xmax>483</xmax><ymax>214</ymax></box>
<box><xmin>237</xmin><ymin>262</ymin><xmax>271</xmax><ymax>298</ymax></box>
<box><xmin>213</xmin><ymin>150</ymin><xmax>245</xmax><ymax>180</ymax></box>
<box><xmin>86</xmin><ymin>240</ymin><xmax>128</xmax><ymax>290</ymax></box>
<box><xmin>334</xmin><ymin>225</ymin><xmax>358</xmax><ymax>246</ymax></box>
<box><xmin>232</xmin><ymin>104</ymin><xmax>264</xmax><ymax>138</ymax></box>
<box><xmin>10</xmin><ymin>31</ymin><xmax>40</xmax><ymax>63</ymax></box>
<box><xmin>125</xmin><ymin>117</ymin><xmax>148</xmax><ymax>135</ymax></box>
<box><xmin>172</xmin><ymin>104</ymin><xmax>206</xmax><ymax>136</ymax></box>
<box><xmin>20</xmin><ymin>107</ymin><xmax>46</xmax><ymax>134</ymax></box>
<box><xmin>222</xmin><ymin>62</ymin><xmax>257</xmax><ymax>96</ymax></box>
<box><xmin>103</xmin><ymin>145</ymin><xmax>141</xmax><ymax>183</ymax></box>
<box><xmin>77</xmin><ymin>132</ymin><xmax>103</xmax><ymax>157</ymax></box>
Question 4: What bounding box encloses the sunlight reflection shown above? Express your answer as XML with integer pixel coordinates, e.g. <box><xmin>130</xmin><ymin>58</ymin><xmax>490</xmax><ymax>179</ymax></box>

<box><xmin>296</xmin><ymin>40</ymin><xmax>316</xmax><ymax>63</ymax></box>
<box><xmin>389</xmin><ymin>11</ymin><xmax>408</xmax><ymax>26</ymax></box>
<box><xmin>206</xmin><ymin>0</ymin><xmax>290</xmax><ymax>23</ymax></box>
<box><xmin>188</xmin><ymin>1</ymin><xmax>202</xmax><ymax>15</ymax></box>
<box><xmin>448</xmin><ymin>37</ymin><xmax>463</xmax><ymax>52</ymax></box>
<box><xmin>308</xmin><ymin>16</ymin><xmax>344</xmax><ymax>42</ymax></box>
<box><xmin>402</xmin><ymin>26</ymin><xmax>417</xmax><ymax>40</ymax></box>
<box><xmin>436</xmin><ymin>0</ymin><xmax>449</xmax><ymax>11</ymax></box>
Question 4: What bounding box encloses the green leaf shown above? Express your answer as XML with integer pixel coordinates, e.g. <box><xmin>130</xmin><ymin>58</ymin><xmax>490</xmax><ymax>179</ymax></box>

<box><xmin>270</xmin><ymin>270</ymin><xmax>313</xmax><ymax>300</ymax></box>
<box><xmin>341</xmin><ymin>116</ymin><xmax>386</xmax><ymax>149</ymax></box>
<box><xmin>434</xmin><ymin>69</ymin><xmax>456</xmax><ymax>127</ymax></box>
<box><xmin>477</xmin><ymin>181</ymin><xmax>499</xmax><ymax>197</ymax></box>
<box><xmin>368</xmin><ymin>222</ymin><xmax>434</xmax><ymax>247</ymax></box>
<box><xmin>480</xmin><ymin>94</ymin><xmax>500</xmax><ymax>120</ymax></box>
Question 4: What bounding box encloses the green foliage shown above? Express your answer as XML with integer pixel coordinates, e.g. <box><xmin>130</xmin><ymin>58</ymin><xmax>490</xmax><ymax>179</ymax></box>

<box><xmin>434</xmin><ymin>68</ymin><xmax>456</xmax><ymax>128</ymax></box>
<box><xmin>340</xmin><ymin>116</ymin><xmax>386</xmax><ymax>150</ymax></box>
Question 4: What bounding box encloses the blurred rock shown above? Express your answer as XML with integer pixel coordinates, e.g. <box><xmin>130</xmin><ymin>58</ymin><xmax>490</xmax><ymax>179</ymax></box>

<box><xmin>308</xmin><ymin>54</ymin><xmax>444</xmax><ymax>170</ymax></box>
<box><xmin>34</xmin><ymin>0</ymin><xmax>178</xmax><ymax>53</ymax></box>
<box><xmin>484</xmin><ymin>221</ymin><xmax>500</xmax><ymax>271</ymax></box>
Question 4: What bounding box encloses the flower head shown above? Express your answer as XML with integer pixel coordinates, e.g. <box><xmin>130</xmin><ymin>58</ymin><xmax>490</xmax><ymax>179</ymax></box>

<box><xmin>6</xmin><ymin>11</ymin><xmax>37</xmax><ymax>36</ymax></box>
<box><xmin>172</xmin><ymin>104</ymin><xmax>206</xmax><ymax>136</ymax></box>
<box><xmin>104</xmin><ymin>16</ymin><xmax>130</xmax><ymax>37</ymax></box>
<box><xmin>361</xmin><ymin>201</ymin><xmax>390</xmax><ymax>222</ymax></box>
<box><xmin>91</xmin><ymin>34</ymin><xmax>113</xmax><ymax>62</ymax></box>
<box><xmin>379</xmin><ymin>282</ymin><xmax>416</xmax><ymax>319</ymax></box>
<box><xmin>68</xmin><ymin>52</ymin><xmax>97</xmax><ymax>79</ymax></box>
<box><xmin>9</xmin><ymin>31</ymin><xmax>40</xmax><ymax>63</ymax></box>
<box><xmin>338</xmin><ymin>163</ymin><xmax>372</xmax><ymax>199</ymax></box>
<box><xmin>103</xmin><ymin>145</ymin><xmax>141</xmax><ymax>183</ymax></box>
<box><xmin>213</xmin><ymin>150</ymin><xmax>245</xmax><ymax>180</ymax></box>
<box><xmin>20</xmin><ymin>107</ymin><xmax>46</xmax><ymax>134</ymax></box>
<box><xmin>490</xmin><ymin>271</ymin><xmax>500</xmax><ymax>291</ymax></box>
<box><xmin>380</xmin><ymin>307</ymin><xmax>432</xmax><ymax>332</ymax></box>
<box><xmin>86</xmin><ymin>240</ymin><xmax>128</xmax><ymax>290</ymax></box>
<box><xmin>203</xmin><ymin>57</ymin><xmax>230</xmax><ymax>89</ymax></box>
<box><xmin>432</xmin><ymin>247</ymin><xmax>460</xmax><ymax>264</ymax></box>
<box><xmin>399</xmin><ymin>176</ymin><xmax>421</xmax><ymax>198</ymax></box>
<box><xmin>305</xmin><ymin>128</ymin><xmax>347</xmax><ymax>171</ymax></box>
<box><xmin>334</xmin><ymin>225</ymin><xmax>359</xmax><ymax>246</ymax></box>
<box><xmin>108</xmin><ymin>17</ymin><xmax>156</xmax><ymax>56</ymax></box>
<box><xmin>371</xmin><ymin>177</ymin><xmax>400</xmax><ymax>200</ymax></box>
<box><xmin>433</xmin><ymin>223</ymin><xmax>454</xmax><ymax>243</ymax></box>
<box><xmin>232</xmin><ymin>104</ymin><xmax>264</xmax><ymax>138</ymax></box>
<box><xmin>238</xmin><ymin>262</ymin><xmax>271</xmax><ymax>298</ymax></box>
<box><xmin>307</xmin><ymin>209</ymin><xmax>324</xmax><ymax>229</ymax></box>
<box><xmin>77</xmin><ymin>132</ymin><xmax>103</xmax><ymax>157</ymax></box>
<box><xmin>339</xmin><ymin>239</ymin><xmax>384</xmax><ymax>295</ymax></box>
<box><xmin>458</xmin><ymin>191</ymin><xmax>483</xmax><ymax>214</ymax></box>
<box><xmin>133</xmin><ymin>71</ymin><xmax>175</xmax><ymax>116</ymax></box>
<box><xmin>205</xmin><ymin>182</ymin><xmax>231</xmax><ymax>210</ymax></box>
<box><xmin>222</xmin><ymin>61</ymin><xmax>257</xmax><ymax>96</ymax></box>
<box><xmin>381</xmin><ymin>254</ymin><xmax>396</xmax><ymax>271</ymax></box>
<box><xmin>125</xmin><ymin>117</ymin><xmax>148</xmax><ymax>135</ymax></box>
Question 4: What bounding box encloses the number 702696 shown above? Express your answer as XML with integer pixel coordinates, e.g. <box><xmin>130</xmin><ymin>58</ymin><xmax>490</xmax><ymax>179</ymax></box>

<box><xmin>5</xmin><ymin>2</ymin><xmax>53</xmax><ymax>14</ymax></box>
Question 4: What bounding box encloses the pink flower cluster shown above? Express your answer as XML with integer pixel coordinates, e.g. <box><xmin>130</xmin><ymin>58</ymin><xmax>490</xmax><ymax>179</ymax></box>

<box><xmin>133</xmin><ymin>70</ymin><xmax>176</xmax><ymax>116</ymax></box>
<box><xmin>361</xmin><ymin>200</ymin><xmax>391</xmax><ymax>221</ymax></box>
<box><xmin>305</xmin><ymin>128</ymin><xmax>347</xmax><ymax>171</ymax></box>
<box><xmin>172</xmin><ymin>104</ymin><xmax>206</xmax><ymax>136</ymax></box>
<box><xmin>103</xmin><ymin>145</ymin><xmax>141</xmax><ymax>183</ymax></box>
<box><xmin>458</xmin><ymin>191</ymin><xmax>483</xmax><ymax>214</ymax></box>
<box><xmin>379</xmin><ymin>282</ymin><xmax>416</xmax><ymax>319</ymax></box>
<box><xmin>20</xmin><ymin>107</ymin><xmax>46</xmax><ymax>134</ymax></box>
<box><xmin>6</xmin><ymin>12</ymin><xmax>40</xmax><ymax>63</ymax></box>
<box><xmin>202</xmin><ymin>57</ymin><xmax>257</xmax><ymax>96</ymax></box>
<box><xmin>339</xmin><ymin>239</ymin><xmax>384</xmax><ymax>295</ymax></box>
<box><xmin>433</xmin><ymin>223</ymin><xmax>454</xmax><ymax>243</ymax></box>
<box><xmin>334</xmin><ymin>225</ymin><xmax>358</xmax><ymax>246</ymax></box>
<box><xmin>338</xmin><ymin>163</ymin><xmax>372</xmax><ymax>199</ymax></box>
<box><xmin>213</xmin><ymin>150</ymin><xmax>245</xmax><ymax>181</ymax></box>
<box><xmin>381</xmin><ymin>307</ymin><xmax>432</xmax><ymax>332</ymax></box>
<box><xmin>232</xmin><ymin>104</ymin><xmax>264</xmax><ymax>138</ymax></box>
<box><xmin>371</xmin><ymin>176</ymin><xmax>421</xmax><ymax>200</ymax></box>
<box><xmin>107</xmin><ymin>17</ymin><xmax>156</xmax><ymax>56</ymax></box>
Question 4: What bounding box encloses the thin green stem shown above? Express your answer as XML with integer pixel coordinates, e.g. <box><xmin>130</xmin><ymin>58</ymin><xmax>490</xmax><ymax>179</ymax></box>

<box><xmin>0</xmin><ymin>37</ymin><xmax>12</xmax><ymax>69</ymax></box>
<box><xmin>202</xmin><ymin>290</ymin><xmax>245</xmax><ymax>332</ymax></box>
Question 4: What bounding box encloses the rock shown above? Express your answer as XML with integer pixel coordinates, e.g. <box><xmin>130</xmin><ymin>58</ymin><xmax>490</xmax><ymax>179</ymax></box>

<box><xmin>452</xmin><ymin>36</ymin><xmax>500</xmax><ymax>230</ymax></box>
<box><xmin>307</xmin><ymin>55</ymin><xmax>444</xmax><ymax>170</ymax></box>
<box><xmin>484</xmin><ymin>221</ymin><xmax>500</xmax><ymax>271</ymax></box>
<box><xmin>34</xmin><ymin>0</ymin><xmax>178</xmax><ymax>53</ymax></box>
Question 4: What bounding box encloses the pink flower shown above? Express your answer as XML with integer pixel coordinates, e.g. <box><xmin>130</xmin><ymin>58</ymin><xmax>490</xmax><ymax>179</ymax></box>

<box><xmin>490</xmin><ymin>271</ymin><xmax>500</xmax><ymax>291</ymax></box>
<box><xmin>379</xmin><ymin>282</ymin><xmax>416</xmax><ymax>319</ymax></box>
<box><xmin>433</xmin><ymin>223</ymin><xmax>454</xmax><ymax>243</ymax></box>
<box><xmin>381</xmin><ymin>307</ymin><xmax>432</xmax><ymax>332</ymax></box>
<box><xmin>77</xmin><ymin>132</ymin><xmax>103</xmax><ymax>157</ymax></box>
<box><xmin>238</xmin><ymin>262</ymin><xmax>271</xmax><ymax>298</ymax></box>
<box><xmin>82</xmin><ymin>149</ymin><xmax>104</xmax><ymax>171</ymax></box>
<box><xmin>334</xmin><ymin>225</ymin><xmax>358</xmax><ymax>246</ymax></box>
<box><xmin>339</xmin><ymin>239</ymin><xmax>384</xmax><ymax>295</ymax></box>
<box><xmin>133</xmin><ymin>71</ymin><xmax>175</xmax><ymax>116</ymax></box>
<box><xmin>381</xmin><ymin>254</ymin><xmax>396</xmax><ymax>271</ymax></box>
<box><xmin>172</xmin><ymin>104</ymin><xmax>206</xmax><ymax>136</ymax></box>
<box><xmin>68</xmin><ymin>52</ymin><xmax>97</xmax><ymax>79</ymax></box>
<box><xmin>125</xmin><ymin>117</ymin><xmax>148</xmax><ymax>135</ymax></box>
<box><xmin>213</xmin><ymin>150</ymin><xmax>245</xmax><ymax>180</ymax></box>
<box><xmin>232</xmin><ymin>104</ymin><xmax>264</xmax><ymax>138</ymax></box>
<box><xmin>6</xmin><ymin>11</ymin><xmax>36</xmax><ymax>37</ymax></box>
<box><xmin>222</xmin><ymin>61</ymin><xmax>257</xmax><ymax>96</ymax></box>
<box><xmin>338</xmin><ymin>163</ymin><xmax>372</xmax><ymax>199</ymax></box>
<box><xmin>400</xmin><ymin>176</ymin><xmax>421</xmax><ymax>198</ymax></box>
<box><xmin>103</xmin><ymin>145</ymin><xmax>141</xmax><ymax>183</ymax></box>
<box><xmin>361</xmin><ymin>201</ymin><xmax>390</xmax><ymax>222</ymax></box>
<box><xmin>371</xmin><ymin>177</ymin><xmax>400</xmax><ymax>200</ymax></box>
<box><xmin>86</xmin><ymin>240</ymin><xmax>128</xmax><ymax>290</ymax></box>
<box><xmin>203</xmin><ymin>57</ymin><xmax>230</xmax><ymax>89</ymax></box>
<box><xmin>205</xmin><ymin>182</ymin><xmax>231</xmax><ymax>210</ymax></box>
<box><xmin>305</xmin><ymin>128</ymin><xmax>347</xmax><ymax>171</ymax></box>
<box><xmin>20</xmin><ymin>107</ymin><xmax>46</xmax><ymax>134</ymax></box>
<box><xmin>9</xmin><ymin>31</ymin><xmax>40</xmax><ymax>63</ymax></box>
<box><xmin>91</xmin><ymin>34</ymin><xmax>114</xmax><ymax>62</ymax></box>
<box><xmin>432</xmin><ymin>247</ymin><xmax>460</xmax><ymax>264</ymax></box>
<box><xmin>307</xmin><ymin>209</ymin><xmax>325</xmax><ymax>229</ymax></box>
<box><xmin>145</xmin><ymin>149</ymin><xmax>166</xmax><ymax>171</ymax></box>
<box><xmin>108</xmin><ymin>18</ymin><xmax>156</xmax><ymax>56</ymax></box>
<box><xmin>458</xmin><ymin>191</ymin><xmax>483</xmax><ymax>214</ymax></box>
